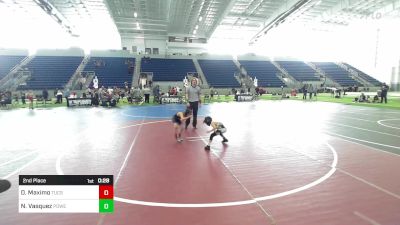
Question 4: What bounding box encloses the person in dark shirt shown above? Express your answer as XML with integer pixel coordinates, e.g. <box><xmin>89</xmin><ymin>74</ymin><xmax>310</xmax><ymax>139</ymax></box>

<box><xmin>302</xmin><ymin>85</ymin><xmax>307</xmax><ymax>100</ymax></box>
<box><xmin>42</xmin><ymin>89</ymin><xmax>49</xmax><ymax>102</ymax></box>
<box><xmin>172</xmin><ymin>108</ymin><xmax>192</xmax><ymax>142</ymax></box>
<box><xmin>0</xmin><ymin>92</ymin><xmax>5</xmax><ymax>106</ymax></box>
<box><xmin>380</xmin><ymin>82</ymin><xmax>389</xmax><ymax>104</ymax></box>
<box><xmin>21</xmin><ymin>92</ymin><xmax>26</xmax><ymax>105</ymax></box>
<box><xmin>92</xmin><ymin>91</ymin><xmax>99</xmax><ymax>106</ymax></box>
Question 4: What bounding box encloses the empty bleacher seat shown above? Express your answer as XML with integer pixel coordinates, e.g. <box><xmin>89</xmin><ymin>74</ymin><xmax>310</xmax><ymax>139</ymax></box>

<box><xmin>23</xmin><ymin>56</ymin><xmax>83</xmax><ymax>90</ymax></box>
<box><xmin>344</xmin><ymin>63</ymin><xmax>382</xmax><ymax>86</ymax></box>
<box><xmin>141</xmin><ymin>58</ymin><xmax>196</xmax><ymax>81</ymax></box>
<box><xmin>313</xmin><ymin>62</ymin><xmax>361</xmax><ymax>87</ymax></box>
<box><xmin>84</xmin><ymin>57</ymin><xmax>134</xmax><ymax>88</ymax></box>
<box><xmin>277</xmin><ymin>61</ymin><xmax>320</xmax><ymax>82</ymax></box>
<box><xmin>0</xmin><ymin>55</ymin><xmax>26</xmax><ymax>79</ymax></box>
<box><xmin>198</xmin><ymin>59</ymin><xmax>240</xmax><ymax>88</ymax></box>
<box><xmin>239</xmin><ymin>60</ymin><xmax>286</xmax><ymax>87</ymax></box>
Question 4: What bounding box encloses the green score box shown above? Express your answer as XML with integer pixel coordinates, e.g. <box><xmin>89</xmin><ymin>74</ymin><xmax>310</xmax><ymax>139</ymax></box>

<box><xmin>99</xmin><ymin>199</ymin><xmax>114</xmax><ymax>213</ymax></box>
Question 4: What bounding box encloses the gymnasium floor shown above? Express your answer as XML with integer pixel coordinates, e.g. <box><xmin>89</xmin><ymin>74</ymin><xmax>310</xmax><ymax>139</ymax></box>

<box><xmin>0</xmin><ymin>100</ymin><xmax>399</xmax><ymax>225</ymax></box>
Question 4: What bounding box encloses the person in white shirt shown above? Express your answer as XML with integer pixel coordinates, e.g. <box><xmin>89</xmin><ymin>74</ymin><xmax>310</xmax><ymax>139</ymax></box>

<box><xmin>56</xmin><ymin>90</ymin><xmax>63</xmax><ymax>103</ymax></box>
<box><xmin>93</xmin><ymin>76</ymin><xmax>99</xmax><ymax>89</ymax></box>
<box><xmin>183</xmin><ymin>76</ymin><xmax>189</xmax><ymax>88</ymax></box>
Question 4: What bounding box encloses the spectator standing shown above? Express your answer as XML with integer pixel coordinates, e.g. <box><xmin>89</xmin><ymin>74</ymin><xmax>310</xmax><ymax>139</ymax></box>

<box><xmin>21</xmin><ymin>92</ymin><xmax>26</xmax><ymax>105</ymax></box>
<box><xmin>143</xmin><ymin>87</ymin><xmax>150</xmax><ymax>103</ymax></box>
<box><xmin>0</xmin><ymin>92</ymin><xmax>3</xmax><ymax>106</ymax></box>
<box><xmin>381</xmin><ymin>82</ymin><xmax>389</xmax><ymax>104</ymax></box>
<box><xmin>153</xmin><ymin>85</ymin><xmax>160</xmax><ymax>97</ymax></box>
<box><xmin>93</xmin><ymin>76</ymin><xmax>99</xmax><ymax>89</ymax></box>
<box><xmin>302</xmin><ymin>84</ymin><xmax>307</xmax><ymax>100</ymax></box>
<box><xmin>42</xmin><ymin>89</ymin><xmax>49</xmax><ymax>103</ymax></box>
<box><xmin>27</xmin><ymin>91</ymin><xmax>34</xmax><ymax>109</ymax></box>
<box><xmin>64</xmin><ymin>89</ymin><xmax>70</xmax><ymax>107</ymax></box>
<box><xmin>80</xmin><ymin>76</ymin><xmax>86</xmax><ymax>90</ymax></box>
<box><xmin>14</xmin><ymin>93</ymin><xmax>19</xmax><ymax>105</ymax></box>
<box><xmin>92</xmin><ymin>90</ymin><xmax>99</xmax><ymax>106</ymax></box>
<box><xmin>185</xmin><ymin>79</ymin><xmax>201</xmax><ymax>129</ymax></box>
<box><xmin>124</xmin><ymin>82</ymin><xmax>129</xmax><ymax>92</ymax></box>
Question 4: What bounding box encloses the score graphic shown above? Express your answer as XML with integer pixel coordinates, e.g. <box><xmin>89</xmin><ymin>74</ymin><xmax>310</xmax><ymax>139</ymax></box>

<box><xmin>19</xmin><ymin>175</ymin><xmax>114</xmax><ymax>213</ymax></box>
<box><xmin>99</xmin><ymin>185</ymin><xmax>113</xmax><ymax>213</ymax></box>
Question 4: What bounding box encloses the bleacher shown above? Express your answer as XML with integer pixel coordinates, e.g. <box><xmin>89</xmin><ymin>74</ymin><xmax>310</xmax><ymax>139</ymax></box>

<box><xmin>239</xmin><ymin>60</ymin><xmax>286</xmax><ymax>87</ymax></box>
<box><xmin>141</xmin><ymin>58</ymin><xmax>196</xmax><ymax>81</ymax></box>
<box><xmin>0</xmin><ymin>55</ymin><xmax>26</xmax><ymax>80</ymax></box>
<box><xmin>278</xmin><ymin>61</ymin><xmax>320</xmax><ymax>82</ymax></box>
<box><xmin>84</xmin><ymin>57</ymin><xmax>134</xmax><ymax>87</ymax></box>
<box><xmin>23</xmin><ymin>56</ymin><xmax>83</xmax><ymax>90</ymax></box>
<box><xmin>344</xmin><ymin>63</ymin><xmax>382</xmax><ymax>86</ymax></box>
<box><xmin>198</xmin><ymin>59</ymin><xmax>240</xmax><ymax>88</ymax></box>
<box><xmin>313</xmin><ymin>62</ymin><xmax>361</xmax><ymax>87</ymax></box>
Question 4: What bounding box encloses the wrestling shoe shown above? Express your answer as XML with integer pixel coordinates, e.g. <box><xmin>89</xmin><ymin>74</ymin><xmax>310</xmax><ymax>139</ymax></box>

<box><xmin>222</xmin><ymin>139</ymin><xmax>228</xmax><ymax>143</ymax></box>
<box><xmin>204</xmin><ymin>145</ymin><xmax>210</xmax><ymax>150</ymax></box>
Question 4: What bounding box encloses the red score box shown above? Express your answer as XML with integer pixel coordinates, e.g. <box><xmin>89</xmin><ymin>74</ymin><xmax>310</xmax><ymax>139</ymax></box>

<box><xmin>99</xmin><ymin>185</ymin><xmax>114</xmax><ymax>199</ymax></box>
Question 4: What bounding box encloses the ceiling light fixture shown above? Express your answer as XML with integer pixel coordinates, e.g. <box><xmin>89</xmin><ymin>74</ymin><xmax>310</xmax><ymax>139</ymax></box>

<box><xmin>134</xmin><ymin>12</ymin><xmax>137</xmax><ymax>17</ymax></box>
<box><xmin>193</xmin><ymin>30</ymin><xmax>197</xmax><ymax>34</ymax></box>
<box><xmin>199</xmin><ymin>16</ymin><xmax>203</xmax><ymax>21</ymax></box>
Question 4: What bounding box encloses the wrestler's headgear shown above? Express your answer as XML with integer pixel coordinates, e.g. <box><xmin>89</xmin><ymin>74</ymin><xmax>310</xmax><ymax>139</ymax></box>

<box><xmin>203</xmin><ymin>116</ymin><xmax>212</xmax><ymax>126</ymax></box>
<box><xmin>184</xmin><ymin>107</ymin><xmax>192</xmax><ymax>116</ymax></box>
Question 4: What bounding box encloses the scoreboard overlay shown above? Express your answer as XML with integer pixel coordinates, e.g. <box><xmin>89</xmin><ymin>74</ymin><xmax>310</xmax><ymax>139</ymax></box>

<box><xmin>19</xmin><ymin>175</ymin><xmax>113</xmax><ymax>213</ymax></box>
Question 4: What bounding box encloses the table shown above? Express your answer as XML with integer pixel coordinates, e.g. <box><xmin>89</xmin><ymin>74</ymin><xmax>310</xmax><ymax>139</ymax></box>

<box><xmin>160</xmin><ymin>96</ymin><xmax>183</xmax><ymax>104</ymax></box>
<box><xmin>67</xmin><ymin>98</ymin><xmax>92</xmax><ymax>107</ymax></box>
<box><xmin>237</xmin><ymin>94</ymin><xmax>255</xmax><ymax>102</ymax></box>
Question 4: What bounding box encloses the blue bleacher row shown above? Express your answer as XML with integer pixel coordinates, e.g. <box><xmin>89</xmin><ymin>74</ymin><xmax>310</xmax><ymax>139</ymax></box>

<box><xmin>198</xmin><ymin>60</ymin><xmax>241</xmax><ymax>88</ymax></box>
<box><xmin>85</xmin><ymin>57</ymin><xmax>135</xmax><ymax>88</ymax></box>
<box><xmin>23</xmin><ymin>56</ymin><xmax>83</xmax><ymax>90</ymax></box>
<box><xmin>0</xmin><ymin>55</ymin><xmax>27</xmax><ymax>79</ymax></box>
<box><xmin>344</xmin><ymin>63</ymin><xmax>381</xmax><ymax>86</ymax></box>
<box><xmin>278</xmin><ymin>61</ymin><xmax>320</xmax><ymax>82</ymax></box>
<box><xmin>141</xmin><ymin>58</ymin><xmax>195</xmax><ymax>82</ymax></box>
<box><xmin>313</xmin><ymin>62</ymin><xmax>362</xmax><ymax>87</ymax></box>
<box><xmin>239</xmin><ymin>60</ymin><xmax>286</xmax><ymax>87</ymax></box>
<box><xmin>0</xmin><ymin>55</ymin><xmax>383</xmax><ymax>90</ymax></box>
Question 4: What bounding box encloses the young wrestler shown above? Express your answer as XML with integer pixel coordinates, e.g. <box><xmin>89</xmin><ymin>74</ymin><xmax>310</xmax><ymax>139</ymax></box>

<box><xmin>203</xmin><ymin>116</ymin><xmax>228</xmax><ymax>150</ymax></box>
<box><xmin>172</xmin><ymin>108</ymin><xmax>192</xmax><ymax>142</ymax></box>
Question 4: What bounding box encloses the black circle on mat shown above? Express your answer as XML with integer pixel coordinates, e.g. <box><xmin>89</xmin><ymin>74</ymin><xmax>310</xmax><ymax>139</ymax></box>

<box><xmin>0</xmin><ymin>180</ymin><xmax>11</xmax><ymax>194</ymax></box>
